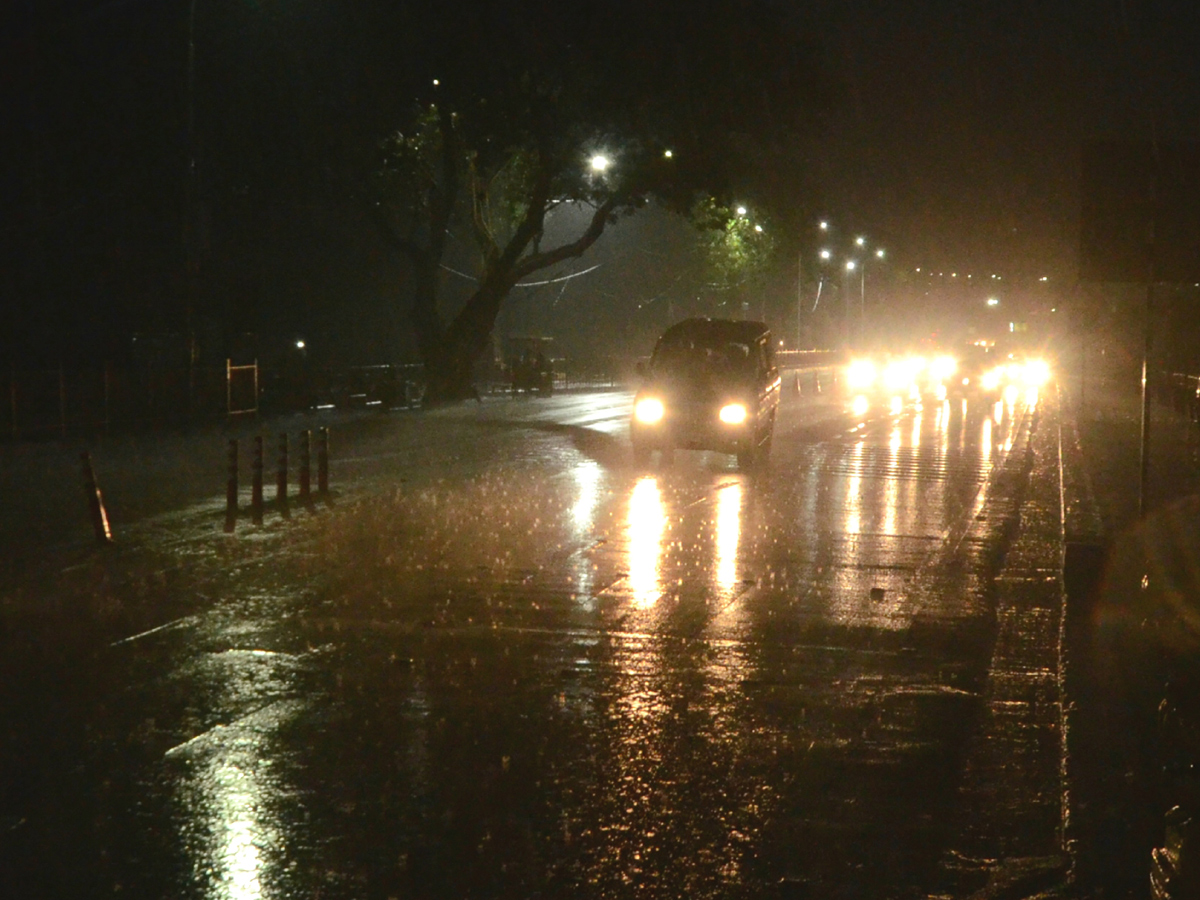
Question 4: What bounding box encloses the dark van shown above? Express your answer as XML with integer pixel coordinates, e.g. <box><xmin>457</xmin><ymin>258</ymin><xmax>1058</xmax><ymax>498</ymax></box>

<box><xmin>631</xmin><ymin>318</ymin><xmax>781</xmax><ymax>468</ymax></box>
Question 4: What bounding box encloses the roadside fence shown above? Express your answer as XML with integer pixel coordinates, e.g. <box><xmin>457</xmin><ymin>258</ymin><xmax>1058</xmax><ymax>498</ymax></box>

<box><xmin>5</xmin><ymin>361</ymin><xmax>258</xmax><ymax>440</ymax></box>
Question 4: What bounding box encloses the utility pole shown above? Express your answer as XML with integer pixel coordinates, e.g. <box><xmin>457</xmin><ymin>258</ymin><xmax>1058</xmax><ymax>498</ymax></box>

<box><xmin>796</xmin><ymin>249</ymin><xmax>804</xmax><ymax>349</ymax></box>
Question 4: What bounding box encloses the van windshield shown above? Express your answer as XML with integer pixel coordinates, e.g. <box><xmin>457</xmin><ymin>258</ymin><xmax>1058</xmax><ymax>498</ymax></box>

<box><xmin>652</xmin><ymin>338</ymin><xmax>756</xmax><ymax>379</ymax></box>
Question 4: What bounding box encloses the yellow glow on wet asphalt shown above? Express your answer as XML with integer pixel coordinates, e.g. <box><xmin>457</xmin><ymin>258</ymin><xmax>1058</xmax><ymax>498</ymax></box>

<box><xmin>845</xmin><ymin>440</ymin><xmax>864</xmax><ymax>535</ymax></box>
<box><xmin>571</xmin><ymin>459</ymin><xmax>603</xmax><ymax>534</ymax></box>
<box><xmin>628</xmin><ymin>477</ymin><xmax>665</xmax><ymax>607</ymax></box>
<box><xmin>714</xmin><ymin>481</ymin><xmax>743</xmax><ymax>592</ymax></box>
<box><xmin>982</xmin><ymin>416</ymin><xmax>993</xmax><ymax>464</ymax></box>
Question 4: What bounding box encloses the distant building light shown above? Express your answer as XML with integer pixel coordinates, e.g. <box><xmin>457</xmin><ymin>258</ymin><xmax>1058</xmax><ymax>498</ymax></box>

<box><xmin>915</xmin><ymin>267</ymin><xmax>921</xmax><ymax>272</ymax></box>
<box><xmin>432</xmin><ymin>78</ymin><xmax>440</xmax><ymax>86</ymax></box>
<box><xmin>1039</xmin><ymin>276</ymin><xmax>1049</xmax><ymax>282</ymax></box>
<box><xmin>296</xmin><ymin>340</ymin><xmax>306</xmax><ymax>349</ymax></box>
<box><xmin>663</xmin><ymin>149</ymin><xmax>673</xmax><ymax>158</ymax></box>
<box><xmin>987</xmin><ymin>298</ymin><xmax>999</xmax><ymax>306</ymax></box>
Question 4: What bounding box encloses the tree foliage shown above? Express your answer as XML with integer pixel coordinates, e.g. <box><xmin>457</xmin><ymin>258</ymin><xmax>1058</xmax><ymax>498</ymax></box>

<box><xmin>370</xmin><ymin>0</ymin><xmax>821</xmax><ymax>401</ymax></box>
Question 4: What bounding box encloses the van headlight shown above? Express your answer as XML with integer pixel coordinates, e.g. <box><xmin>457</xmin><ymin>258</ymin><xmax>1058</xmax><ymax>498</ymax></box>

<box><xmin>634</xmin><ymin>397</ymin><xmax>665</xmax><ymax>424</ymax></box>
<box><xmin>719</xmin><ymin>403</ymin><xmax>748</xmax><ymax>425</ymax></box>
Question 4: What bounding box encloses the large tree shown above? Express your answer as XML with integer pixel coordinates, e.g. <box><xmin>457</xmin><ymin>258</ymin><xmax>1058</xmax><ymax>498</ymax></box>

<box><xmin>370</xmin><ymin>0</ymin><xmax>820</xmax><ymax>403</ymax></box>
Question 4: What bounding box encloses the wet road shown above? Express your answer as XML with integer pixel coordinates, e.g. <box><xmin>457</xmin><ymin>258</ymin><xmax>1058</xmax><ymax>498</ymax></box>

<box><xmin>1</xmin><ymin>383</ymin><xmax>1051</xmax><ymax>898</ymax></box>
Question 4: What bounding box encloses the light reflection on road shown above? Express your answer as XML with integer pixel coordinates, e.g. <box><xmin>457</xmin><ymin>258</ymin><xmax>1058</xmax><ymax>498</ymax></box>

<box><xmin>628</xmin><ymin>476</ymin><xmax>665</xmax><ymax>608</ymax></box>
<box><xmin>845</xmin><ymin>439</ymin><xmax>865</xmax><ymax>535</ymax></box>
<box><xmin>571</xmin><ymin>459</ymin><xmax>604</xmax><ymax>535</ymax></box>
<box><xmin>714</xmin><ymin>480</ymin><xmax>743</xmax><ymax>592</ymax></box>
<box><xmin>167</xmin><ymin>648</ymin><xmax>303</xmax><ymax>900</ymax></box>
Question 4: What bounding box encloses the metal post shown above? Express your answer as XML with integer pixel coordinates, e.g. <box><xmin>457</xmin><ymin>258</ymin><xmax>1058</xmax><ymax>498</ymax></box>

<box><xmin>299</xmin><ymin>430</ymin><xmax>311</xmax><ymax>505</ymax></box>
<box><xmin>251</xmin><ymin>435</ymin><xmax>264</xmax><ymax>525</ymax></box>
<box><xmin>317</xmin><ymin>427</ymin><xmax>329</xmax><ymax>494</ymax></box>
<box><xmin>224</xmin><ymin>439</ymin><xmax>238</xmax><ymax>533</ymax></box>
<box><xmin>9</xmin><ymin>364</ymin><xmax>17</xmax><ymax>440</ymax></box>
<box><xmin>58</xmin><ymin>364</ymin><xmax>66</xmax><ymax>438</ymax></box>
<box><xmin>103</xmin><ymin>362</ymin><xmax>111</xmax><ymax>434</ymax></box>
<box><xmin>796</xmin><ymin>249</ymin><xmax>803</xmax><ymax>350</ymax></box>
<box><xmin>81</xmin><ymin>452</ymin><xmax>113</xmax><ymax>544</ymax></box>
<box><xmin>860</xmin><ymin>269</ymin><xmax>866</xmax><ymax>345</ymax></box>
<box><xmin>1140</xmin><ymin>280</ymin><xmax>1154</xmax><ymax>518</ymax></box>
<box><xmin>276</xmin><ymin>432</ymin><xmax>289</xmax><ymax>517</ymax></box>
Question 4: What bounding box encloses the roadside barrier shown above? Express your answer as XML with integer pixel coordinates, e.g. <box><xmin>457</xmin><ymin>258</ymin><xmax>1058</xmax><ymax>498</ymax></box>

<box><xmin>80</xmin><ymin>452</ymin><xmax>113</xmax><ymax>544</ymax></box>
<box><xmin>298</xmin><ymin>430</ymin><xmax>311</xmax><ymax>505</ymax></box>
<box><xmin>224</xmin><ymin>428</ymin><xmax>330</xmax><ymax>532</ymax></box>
<box><xmin>276</xmin><ymin>433</ymin><xmax>289</xmax><ymax>518</ymax></box>
<box><xmin>224</xmin><ymin>439</ymin><xmax>238</xmax><ymax>533</ymax></box>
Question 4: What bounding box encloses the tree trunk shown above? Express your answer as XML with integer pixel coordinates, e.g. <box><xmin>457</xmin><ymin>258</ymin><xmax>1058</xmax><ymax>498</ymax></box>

<box><xmin>420</xmin><ymin>277</ymin><xmax>510</xmax><ymax>405</ymax></box>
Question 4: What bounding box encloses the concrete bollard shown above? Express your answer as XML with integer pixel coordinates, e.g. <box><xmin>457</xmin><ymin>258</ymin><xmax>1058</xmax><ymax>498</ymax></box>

<box><xmin>317</xmin><ymin>427</ymin><xmax>329</xmax><ymax>495</ymax></box>
<box><xmin>224</xmin><ymin>439</ymin><xmax>238</xmax><ymax>533</ymax></box>
<box><xmin>298</xmin><ymin>430</ymin><xmax>311</xmax><ymax>505</ymax></box>
<box><xmin>252</xmin><ymin>435</ymin><xmax>264</xmax><ymax>525</ymax></box>
<box><xmin>276</xmin><ymin>433</ymin><xmax>289</xmax><ymax>518</ymax></box>
<box><xmin>80</xmin><ymin>452</ymin><xmax>113</xmax><ymax>544</ymax></box>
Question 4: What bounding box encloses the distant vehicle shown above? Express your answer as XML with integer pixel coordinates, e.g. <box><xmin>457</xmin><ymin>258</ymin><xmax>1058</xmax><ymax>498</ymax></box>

<box><xmin>947</xmin><ymin>342</ymin><xmax>1007</xmax><ymax>399</ymax></box>
<box><xmin>630</xmin><ymin>318</ymin><xmax>781</xmax><ymax>469</ymax></box>
<box><xmin>505</xmin><ymin>336</ymin><xmax>555</xmax><ymax>397</ymax></box>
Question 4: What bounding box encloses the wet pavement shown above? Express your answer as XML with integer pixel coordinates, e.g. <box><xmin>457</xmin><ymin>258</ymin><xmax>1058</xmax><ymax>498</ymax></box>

<box><xmin>1</xmin><ymin>382</ymin><xmax>1071</xmax><ymax>898</ymax></box>
<box><xmin>1058</xmin><ymin>362</ymin><xmax>1200</xmax><ymax>900</ymax></box>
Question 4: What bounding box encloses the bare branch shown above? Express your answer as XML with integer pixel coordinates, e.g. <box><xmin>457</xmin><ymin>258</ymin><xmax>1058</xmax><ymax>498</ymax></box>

<box><xmin>511</xmin><ymin>197</ymin><xmax>618</xmax><ymax>280</ymax></box>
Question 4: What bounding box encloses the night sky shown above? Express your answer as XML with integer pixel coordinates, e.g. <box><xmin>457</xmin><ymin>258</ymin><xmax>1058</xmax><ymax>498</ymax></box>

<box><xmin>3</xmin><ymin>0</ymin><xmax>1199</xmax><ymax>364</ymax></box>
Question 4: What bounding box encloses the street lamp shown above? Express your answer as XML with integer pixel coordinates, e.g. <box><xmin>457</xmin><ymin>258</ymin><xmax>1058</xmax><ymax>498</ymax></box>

<box><xmin>589</xmin><ymin>154</ymin><xmax>611</xmax><ymax>173</ymax></box>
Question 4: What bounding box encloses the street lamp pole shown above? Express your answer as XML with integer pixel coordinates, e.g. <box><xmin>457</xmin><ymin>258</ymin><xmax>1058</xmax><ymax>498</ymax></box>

<box><xmin>796</xmin><ymin>249</ymin><xmax>803</xmax><ymax>349</ymax></box>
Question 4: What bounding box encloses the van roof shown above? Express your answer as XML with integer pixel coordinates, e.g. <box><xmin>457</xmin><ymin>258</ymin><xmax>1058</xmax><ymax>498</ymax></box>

<box><xmin>658</xmin><ymin>318</ymin><xmax>770</xmax><ymax>346</ymax></box>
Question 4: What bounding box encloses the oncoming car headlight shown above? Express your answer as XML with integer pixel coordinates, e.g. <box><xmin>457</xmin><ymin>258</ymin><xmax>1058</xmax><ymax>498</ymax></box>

<box><xmin>882</xmin><ymin>361</ymin><xmax>913</xmax><ymax>393</ymax></box>
<box><xmin>981</xmin><ymin>368</ymin><xmax>1003</xmax><ymax>391</ymax></box>
<box><xmin>930</xmin><ymin>355</ymin><xmax>957</xmax><ymax>380</ymax></box>
<box><xmin>846</xmin><ymin>359</ymin><xmax>876</xmax><ymax>391</ymax></box>
<box><xmin>1022</xmin><ymin>358</ymin><xmax>1051</xmax><ymax>387</ymax></box>
<box><xmin>719</xmin><ymin>403</ymin><xmax>748</xmax><ymax>425</ymax></box>
<box><xmin>634</xmin><ymin>397</ymin><xmax>665</xmax><ymax>424</ymax></box>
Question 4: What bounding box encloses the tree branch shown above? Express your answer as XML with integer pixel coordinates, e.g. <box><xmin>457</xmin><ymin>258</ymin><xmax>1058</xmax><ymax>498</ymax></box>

<box><xmin>511</xmin><ymin>197</ymin><xmax>618</xmax><ymax>280</ymax></box>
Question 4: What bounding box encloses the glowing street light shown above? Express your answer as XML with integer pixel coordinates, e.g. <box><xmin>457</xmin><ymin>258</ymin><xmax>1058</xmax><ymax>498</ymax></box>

<box><xmin>753</xmin><ymin>224</ymin><xmax>763</xmax><ymax>233</ymax></box>
<box><xmin>663</xmin><ymin>149</ymin><xmax>673</xmax><ymax>159</ymax></box>
<box><xmin>589</xmin><ymin>154</ymin><xmax>610</xmax><ymax>173</ymax></box>
<box><xmin>875</xmin><ymin>248</ymin><xmax>885</xmax><ymax>259</ymax></box>
<box><xmin>819</xmin><ymin>220</ymin><xmax>829</xmax><ymax>230</ymax></box>
<box><xmin>987</xmin><ymin>297</ymin><xmax>1000</xmax><ymax>306</ymax></box>
<box><xmin>820</xmin><ymin>249</ymin><xmax>832</xmax><ymax>260</ymax></box>
<box><xmin>855</xmin><ymin>236</ymin><xmax>866</xmax><ymax>247</ymax></box>
<box><xmin>735</xmin><ymin>205</ymin><xmax>748</xmax><ymax>216</ymax></box>
<box><xmin>846</xmin><ymin>260</ymin><xmax>857</xmax><ymax>271</ymax></box>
